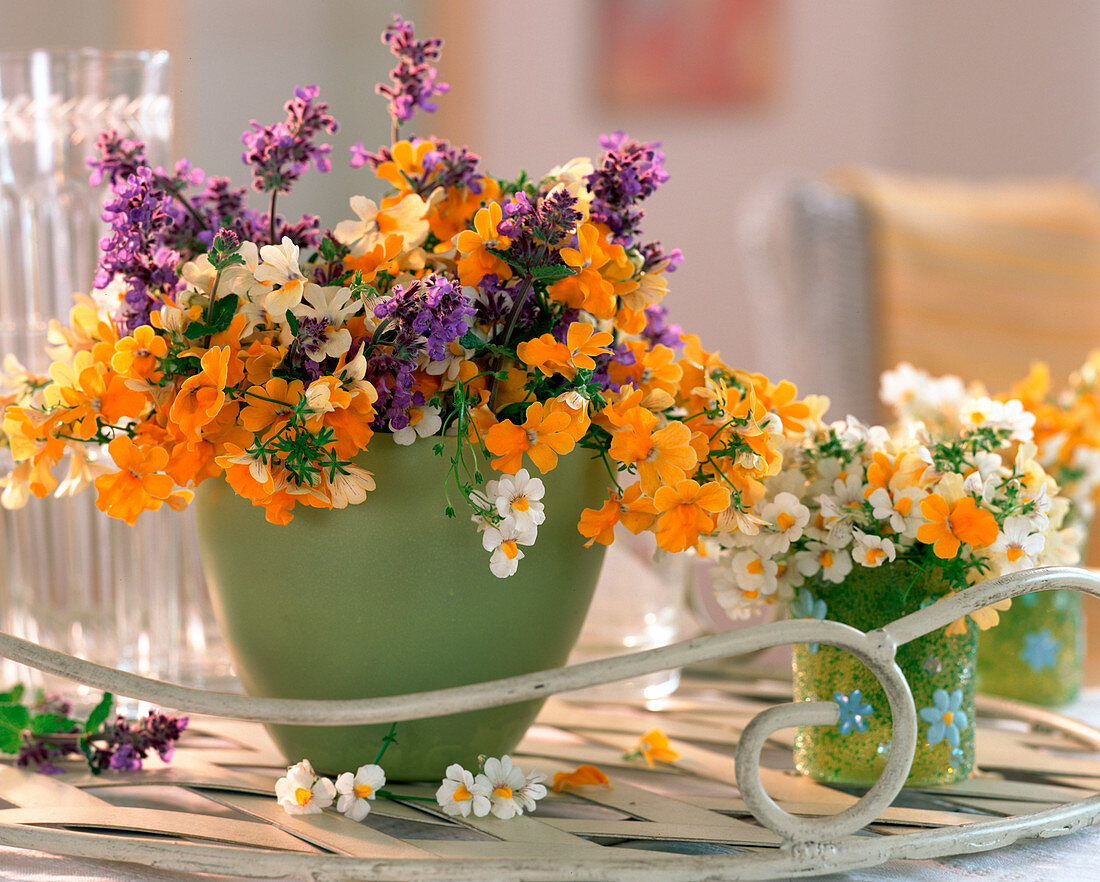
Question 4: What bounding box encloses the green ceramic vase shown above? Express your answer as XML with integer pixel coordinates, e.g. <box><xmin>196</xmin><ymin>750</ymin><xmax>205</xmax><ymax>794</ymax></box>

<box><xmin>791</xmin><ymin>559</ymin><xmax>976</xmax><ymax>787</ymax></box>
<box><xmin>194</xmin><ymin>440</ymin><xmax>607</xmax><ymax>780</ymax></box>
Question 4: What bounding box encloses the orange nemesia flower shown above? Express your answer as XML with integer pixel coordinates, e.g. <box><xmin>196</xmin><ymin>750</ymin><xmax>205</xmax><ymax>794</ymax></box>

<box><xmin>94</xmin><ymin>436</ymin><xmax>191</xmax><ymax>525</ymax></box>
<box><xmin>484</xmin><ymin>400</ymin><xmax>577</xmax><ymax>474</ymax></box>
<box><xmin>609</xmin><ymin>407</ymin><xmax>698</xmax><ymax>495</ymax></box>
<box><xmin>110</xmin><ymin>325</ymin><xmax>168</xmax><ymax>382</ymax></box>
<box><xmin>169</xmin><ymin>346</ymin><xmax>242</xmax><ymax>438</ymax></box>
<box><xmin>627</xmin><ymin>728</ymin><xmax>680</xmax><ymax>767</ymax></box>
<box><xmin>454</xmin><ymin>201</ymin><xmax>513</xmax><ymax>286</ymax></box>
<box><xmin>916</xmin><ymin>494</ymin><xmax>999</xmax><ymax>559</ymax></box>
<box><xmin>652</xmin><ymin>478</ymin><xmax>731</xmax><ymax>553</ymax></box>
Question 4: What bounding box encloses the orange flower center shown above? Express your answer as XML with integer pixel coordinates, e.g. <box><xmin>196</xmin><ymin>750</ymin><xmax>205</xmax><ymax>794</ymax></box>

<box><xmin>501</xmin><ymin>540</ymin><xmax>520</xmax><ymax>560</ymax></box>
<box><xmin>819</xmin><ymin>550</ymin><xmax>834</xmax><ymax>569</ymax></box>
<box><xmin>777</xmin><ymin>511</ymin><xmax>796</xmax><ymax>531</ymax></box>
<box><xmin>746</xmin><ymin>558</ymin><xmax>764</xmax><ymax>575</ymax></box>
<box><xmin>493</xmin><ymin>785</ymin><xmax>513</xmax><ymax>800</ymax></box>
<box><xmin>1007</xmin><ymin>546</ymin><xmax>1024</xmax><ymax>563</ymax></box>
<box><xmin>513</xmin><ymin>495</ymin><xmax>530</xmax><ymax>512</ymax></box>
<box><xmin>294</xmin><ymin>787</ymin><xmax>312</xmax><ymax>806</ymax></box>
<box><xmin>941</xmin><ymin>711</ymin><xmax>954</xmax><ymax>727</ymax></box>
<box><xmin>453</xmin><ymin>783</ymin><xmax>472</xmax><ymax>802</ymax></box>
<box><xmin>354</xmin><ymin>783</ymin><xmax>373</xmax><ymax>799</ymax></box>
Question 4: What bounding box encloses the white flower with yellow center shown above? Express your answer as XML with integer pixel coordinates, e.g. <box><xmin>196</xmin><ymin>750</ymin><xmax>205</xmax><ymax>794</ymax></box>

<box><xmin>334</xmin><ymin>763</ymin><xmax>386</xmax><ymax>822</ymax></box>
<box><xmin>475</xmin><ymin>756</ymin><xmax>534</xmax><ymax>820</ymax></box>
<box><xmin>989</xmin><ymin>516</ymin><xmax>1045</xmax><ymax>574</ymax></box>
<box><xmin>867</xmin><ymin>485</ymin><xmax>924</xmax><ymax>539</ymax></box>
<box><xmin>392</xmin><ymin>405</ymin><xmax>442</xmax><ymax>446</ymax></box>
<box><xmin>486</xmin><ymin>469</ymin><xmax>546</xmax><ymax>533</ymax></box>
<box><xmin>482</xmin><ymin>521</ymin><xmax>537</xmax><ymax>578</ymax></box>
<box><xmin>255</xmin><ymin>237</ymin><xmax>307</xmax><ymax>315</ymax></box>
<box><xmin>436</xmin><ymin>763</ymin><xmax>491</xmax><ymax>818</ymax></box>
<box><xmin>275</xmin><ymin>759</ymin><xmax>336</xmax><ymax>815</ymax></box>
<box><xmin>851</xmin><ymin>529</ymin><xmax>897</xmax><ymax>568</ymax></box>
<box><xmin>729</xmin><ymin>549</ymin><xmax>779</xmax><ymax>599</ymax></box>
<box><xmin>794</xmin><ymin>541</ymin><xmax>854</xmax><ymax>584</ymax></box>
<box><xmin>759</xmin><ymin>492</ymin><xmax>810</xmax><ymax>555</ymax></box>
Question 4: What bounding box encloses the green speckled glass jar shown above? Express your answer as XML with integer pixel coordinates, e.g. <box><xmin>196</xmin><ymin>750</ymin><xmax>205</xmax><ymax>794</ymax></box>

<box><xmin>976</xmin><ymin>588</ymin><xmax>1083</xmax><ymax>706</ymax></box>
<box><xmin>791</xmin><ymin>559</ymin><xmax>976</xmax><ymax>786</ymax></box>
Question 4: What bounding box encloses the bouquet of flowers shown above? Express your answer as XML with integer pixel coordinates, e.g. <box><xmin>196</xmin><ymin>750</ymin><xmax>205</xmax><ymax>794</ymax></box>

<box><xmin>0</xmin><ymin>16</ymin><xmax>809</xmax><ymax>578</ymax></box>
<box><xmin>882</xmin><ymin>358</ymin><xmax>1100</xmax><ymax>528</ymax></box>
<box><xmin>710</xmin><ymin>403</ymin><xmax>1080</xmax><ymax>628</ymax></box>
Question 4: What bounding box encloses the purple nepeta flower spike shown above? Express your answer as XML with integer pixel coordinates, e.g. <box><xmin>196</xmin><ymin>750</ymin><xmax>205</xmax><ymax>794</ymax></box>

<box><xmin>376</xmin><ymin>15</ymin><xmax>450</xmax><ymax>128</ymax></box>
<box><xmin>586</xmin><ymin>132</ymin><xmax>670</xmax><ymax>247</ymax></box>
<box><xmin>241</xmin><ymin>85</ymin><xmax>338</xmax><ymax>195</ymax></box>
<box><xmin>96</xmin><ymin>167</ymin><xmax>183</xmax><ymax>331</ymax></box>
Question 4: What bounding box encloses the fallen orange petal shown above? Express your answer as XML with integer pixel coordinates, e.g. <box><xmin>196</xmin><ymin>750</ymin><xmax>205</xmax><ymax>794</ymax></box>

<box><xmin>552</xmin><ymin>763</ymin><xmax>610</xmax><ymax>793</ymax></box>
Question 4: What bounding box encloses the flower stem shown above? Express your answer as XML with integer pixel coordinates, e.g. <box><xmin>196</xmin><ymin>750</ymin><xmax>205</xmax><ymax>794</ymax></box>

<box><xmin>372</xmin><ymin>722</ymin><xmax>398</xmax><ymax>765</ymax></box>
<box><xmin>268</xmin><ymin>191</ymin><xmax>279</xmax><ymax>245</ymax></box>
<box><xmin>487</xmin><ymin>275</ymin><xmax>536</xmax><ymax>409</ymax></box>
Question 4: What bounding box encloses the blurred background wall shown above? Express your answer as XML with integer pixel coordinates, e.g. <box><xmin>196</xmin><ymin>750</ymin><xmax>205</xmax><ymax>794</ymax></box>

<box><xmin>3</xmin><ymin>0</ymin><xmax>1100</xmax><ymax>395</ymax></box>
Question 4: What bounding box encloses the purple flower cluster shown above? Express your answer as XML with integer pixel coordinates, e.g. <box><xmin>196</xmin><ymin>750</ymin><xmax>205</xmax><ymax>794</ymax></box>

<box><xmin>95</xmin><ymin>166</ymin><xmax>183</xmax><ymax>332</ymax></box>
<box><xmin>376</xmin><ymin>15</ymin><xmax>450</xmax><ymax>126</ymax></box>
<box><xmin>89</xmin><ymin>711</ymin><xmax>190</xmax><ymax>772</ymax></box>
<box><xmin>641</xmin><ymin>304</ymin><xmax>684</xmax><ymax>350</ymax></box>
<box><xmin>586</xmin><ymin>131</ymin><xmax>670</xmax><ymax>247</ymax></box>
<box><xmin>241</xmin><ymin>85</ymin><xmax>338</xmax><ymax>195</ymax></box>
<box><xmin>497</xmin><ymin>189</ymin><xmax>582</xmax><ymax>270</ymax></box>
<box><xmin>374</xmin><ymin>274</ymin><xmax>475</xmax><ymax>361</ymax></box>
<box><xmin>369</xmin><ymin>275</ymin><xmax>476</xmax><ymax>428</ymax></box>
<box><xmin>639</xmin><ymin>240</ymin><xmax>684</xmax><ymax>274</ymax></box>
<box><xmin>87</xmin><ymin>130</ymin><xmax>148</xmax><ymax>187</ymax></box>
<box><xmin>15</xmin><ymin>706</ymin><xmax>188</xmax><ymax>775</ymax></box>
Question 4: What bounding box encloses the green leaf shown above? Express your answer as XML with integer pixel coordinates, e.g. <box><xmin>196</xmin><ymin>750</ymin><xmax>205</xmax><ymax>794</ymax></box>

<box><xmin>31</xmin><ymin>713</ymin><xmax>79</xmax><ymax>736</ymax></box>
<box><xmin>183</xmin><ymin>294</ymin><xmax>240</xmax><ymax>339</ymax></box>
<box><xmin>530</xmin><ymin>264</ymin><xmax>577</xmax><ymax>283</ymax></box>
<box><xmin>285</xmin><ymin>309</ymin><xmax>300</xmax><ymax>336</ymax></box>
<box><xmin>0</xmin><ymin>685</ymin><xmax>25</xmax><ymax>704</ymax></box>
<box><xmin>84</xmin><ymin>692</ymin><xmax>113</xmax><ymax>735</ymax></box>
<box><xmin>0</xmin><ymin>705</ymin><xmax>30</xmax><ymax>754</ymax></box>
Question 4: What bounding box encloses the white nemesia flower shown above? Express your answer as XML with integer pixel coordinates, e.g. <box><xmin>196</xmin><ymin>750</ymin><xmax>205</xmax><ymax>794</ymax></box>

<box><xmin>255</xmin><ymin>237</ymin><xmax>307</xmax><ymax>314</ymax></box>
<box><xmin>476</xmin><ymin>756</ymin><xmax>531</xmax><ymax>820</ymax></box>
<box><xmin>392</xmin><ymin>405</ymin><xmax>442</xmax><ymax>445</ymax></box>
<box><xmin>482</xmin><ymin>521</ymin><xmax>537</xmax><ymax>578</ymax></box>
<box><xmin>866</xmin><ymin>486</ymin><xmax>923</xmax><ymax>538</ymax></box>
<box><xmin>989</xmin><ymin>516</ymin><xmax>1045</xmax><ymax>573</ymax></box>
<box><xmin>335</xmin><ymin>763</ymin><xmax>386</xmax><ymax>821</ymax></box>
<box><xmin>486</xmin><ymin>469</ymin><xmax>546</xmax><ymax>532</ymax></box>
<box><xmin>758</xmin><ymin>492</ymin><xmax>810</xmax><ymax>555</ymax></box>
<box><xmin>222</xmin><ymin>241</ymin><xmax>269</xmax><ymax>301</ymax></box>
<box><xmin>275</xmin><ymin>759</ymin><xmax>336</xmax><ymax>815</ymax></box>
<box><xmin>729</xmin><ymin>549</ymin><xmax>779</xmax><ymax>597</ymax></box>
<box><xmin>851</xmin><ymin>529</ymin><xmax>897</xmax><ymax>568</ymax></box>
<box><xmin>516</xmin><ymin>767</ymin><xmax>548</xmax><ymax>813</ymax></box>
<box><xmin>794</xmin><ymin>542</ymin><xmax>854</xmax><ymax>584</ymax></box>
<box><xmin>436</xmin><ymin>763</ymin><xmax>491</xmax><ymax>817</ymax></box>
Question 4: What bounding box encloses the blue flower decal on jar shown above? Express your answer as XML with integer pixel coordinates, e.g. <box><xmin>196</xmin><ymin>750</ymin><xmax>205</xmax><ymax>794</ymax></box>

<box><xmin>790</xmin><ymin>588</ymin><xmax>827</xmax><ymax>653</ymax></box>
<box><xmin>1021</xmin><ymin>630</ymin><xmax>1059</xmax><ymax>671</ymax></box>
<box><xmin>834</xmin><ymin>689</ymin><xmax>873</xmax><ymax>735</ymax></box>
<box><xmin>919</xmin><ymin>688</ymin><xmax>969</xmax><ymax>748</ymax></box>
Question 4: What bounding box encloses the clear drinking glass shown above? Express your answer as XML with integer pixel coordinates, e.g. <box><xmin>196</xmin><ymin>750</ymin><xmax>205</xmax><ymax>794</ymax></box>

<box><xmin>0</xmin><ymin>49</ymin><xmax>229</xmax><ymax>692</ymax></box>
<box><xmin>570</xmin><ymin>529</ymin><xmax>689</xmax><ymax>702</ymax></box>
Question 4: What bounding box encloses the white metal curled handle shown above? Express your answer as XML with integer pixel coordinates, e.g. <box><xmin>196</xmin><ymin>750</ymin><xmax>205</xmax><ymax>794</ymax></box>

<box><xmin>0</xmin><ymin>566</ymin><xmax>1095</xmax><ymax>848</ymax></box>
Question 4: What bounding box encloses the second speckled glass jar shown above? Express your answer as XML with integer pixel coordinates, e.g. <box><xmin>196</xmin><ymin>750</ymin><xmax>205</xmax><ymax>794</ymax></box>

<box><xmin>791</xmin><ymin>559</ymin><xmax>977</xmax><ymax>787</ymax></box>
